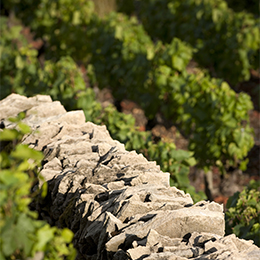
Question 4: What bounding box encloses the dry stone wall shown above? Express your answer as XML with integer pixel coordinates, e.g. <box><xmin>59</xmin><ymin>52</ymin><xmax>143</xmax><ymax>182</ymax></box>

<box><xmin>1</xmin><ymin>94</ymin><xmax>259</xmax><ymax>260</ymax></box>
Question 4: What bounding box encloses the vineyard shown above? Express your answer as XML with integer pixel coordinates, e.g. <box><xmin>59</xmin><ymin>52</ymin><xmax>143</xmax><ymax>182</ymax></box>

<box><xmin>0</xmin><ymin>0</ymin><xmax>259</xmax><ymax>258</ymax></box>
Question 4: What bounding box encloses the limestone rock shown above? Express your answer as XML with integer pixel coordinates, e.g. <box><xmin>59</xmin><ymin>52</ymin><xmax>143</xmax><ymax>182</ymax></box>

<box><xmin>0</xmin><ymin>93</ymin><xmax>259</xmax><ymax>260</ymax></box>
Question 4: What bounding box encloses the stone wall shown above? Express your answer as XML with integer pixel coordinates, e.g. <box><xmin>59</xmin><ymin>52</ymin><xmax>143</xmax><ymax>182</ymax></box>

<box><xmin>0</xmin><ymin>94</ymin><xmax>259</xmax><ymax>260</ymax></box>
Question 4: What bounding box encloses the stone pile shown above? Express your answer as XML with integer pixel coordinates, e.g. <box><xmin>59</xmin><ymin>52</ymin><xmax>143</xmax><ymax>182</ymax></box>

<box><xmin>0</xmin><ymin>94</ymin><xmax>259</xmax><ymax>260</ymax></box>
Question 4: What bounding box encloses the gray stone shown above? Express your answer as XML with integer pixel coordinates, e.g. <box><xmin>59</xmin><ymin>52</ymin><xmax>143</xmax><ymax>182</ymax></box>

<box><xmin>39</xmin><ymin>169</ymin><xmax>61</xmax><ymax>185</ymax></box>
<box><xmin>188</xmin><ymin>232</ymin><xmax>221</xmax><ymax>248</ymax></box>
<box><xmin>43</xmin><ymin>157</ymin><xmax>62</xmax><ymax>171</ymax></box>
<box><xmin>106</xmin><ymin>233</ymin><xmax>127</xmax><ymax>252</ymax></box>
<box><xmin>120</xmin><ymin>204</ymin><xmax>224</xmax><ymax>240</ymax></box>
<box><xmin>26</xmin><ymin>101</ymin><xmax>66</xmax><ymax>118</ymax></box>
<box><xmin>146</xmin><ymin>229</ymin><xmax>182</xmax><ymax>248</ymax></box>
<box><xmin>127</xmin><ymin>246</ymin><xmax>151</xmax><ymax>260</ymax></box>
<box><xmin>1</xmin><ymin>94</ymin><xmax>259</xmax><ymax>260</ymax></box>
<box><xmin>144</xmin><ymin>252</ymin><xmax>188</xmax><ymax>260</ymax></box>
<box><xmin>163</xmin><ymin>245</ymin><xmax>204</xmax><ymax>258</ymax></box>
<box><xmin>245</xmin><ymin>249</ymin><xmax>260</xmax><ymax>260</ymax></box>
<box><xmin>0</xmin><ymin>93</ymin><xmax>52</xmax><ymax>119</ymax></box>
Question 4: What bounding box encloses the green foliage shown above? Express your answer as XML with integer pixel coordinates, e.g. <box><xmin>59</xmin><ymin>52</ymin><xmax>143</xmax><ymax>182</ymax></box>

<box><xmin>1</xmin><ymin>0</ymin><xmax>255</xmax><ymax>200</ymax></box>
<box><xmin>85</xmin><ymin>11</ymin><xmax>254</xmax><ymax>172</ymax></box>
<box><xmin>0</xmin><ymin>119</ymin><xmax>76</xmax><ymax>260</ymax></box>
<box><xmin>2</xmin><ymin>0</ymin><xmax>96</xmax><ymax>61</ymax></box>
<box><xmin>88</xmin><ymin>12</ymin><xmax>158</xmax><ymax>116</ymax></box>
<box><xmin>95</xmin><ymin>105</ymin><xmax>150</xmax><ymax>151</ymax></box>
<box><xmin>225</xmin><ymin>180</ymin><xmax>260</xmax><ymax>246</ymax></box>
<box><xmin>1</xmin><ymin>0</ymin><xmax>255</xmax><ymax>181</ymax></box>
<box><xmin>0</xmin><ymin>16</ymin><xmax>101</xmax><ymax>121</ymax></box>
<box><xmin>0</xmin><ymin>16</ymin><xmax>39</xmax><ymax>99</ymax></box>
<box><xmin>3</xmin><ymin>1</ymin><xmax>254</xmax><ymax>171</ymax></box>
<box><xmin>1</xmin><ymin>0</ymin><xmax>257</xmax><ymax>247</ymax></box>
<box><xmin>38</xmin><ymin>56</ymin><xmax>102</xmax><ymax>121</ymax></box>
<box><xmin>0</xmin><ymin>14</ymin><xmax>204</xmax><ymax>201</ymax></box>
<box><xmin>38</xmin><ymin>56</ymin><xmax>102</xmax><ymax>120</ymax></box>
<box><xmin>163</xmin><ymin>73</ymin><xmax>254</xmax><ymax>171</ymax></box>
<box><xmin>117</xmin><ymin>0</ymin><xmax>260</xmax><ymax>84</ymax></box>
<box><xmin>225</xmin><ymin>0</ymin><xmax>259</xmax><ymax>16</ymax></box>
<box><xmin>87</xmin><ymin>13</ymin><xmax>194</xmax><ymax>118</ymax></box>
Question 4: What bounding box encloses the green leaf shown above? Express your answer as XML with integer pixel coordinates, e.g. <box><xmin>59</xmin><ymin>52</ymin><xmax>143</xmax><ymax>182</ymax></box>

<box><xmin>175</xmin><ymin>168</ymin><xmax>190</xmax><ymax>187</ymax></box>
<box><xmin>61</xmin><ymin>228</ymin><xmax>74</xmax><ymax>243</ymax></box>
<box><xmin>72</xmin><ymin>11</ymin><xmax>81</xmax><ymax>25</ymax></box>
<box><xmin>18</xmin><ymin>122</ymin><xmax>31</xmax><ymax>134</ymax></box>
<box><xmin>170</xmin><ymin>149</ymin><xmax>190</xmax><ymax>161</ymax></box>
<box><xmin>239</xmin><ymin>158</ymin><xmax>249</xmax><ymax>171</ymax></box>
<box><xmin>0</xmin><ymin>251</ymin><xmax>5</xmax><ymax>260</ymax></box>
<box><xmin>186</xmin><ymin>156</ymin><xmax>196</xmax><ymax>166</ymax></box>
<box><xmin>16</xmin><ymin>213</ymin><xmax>36</xmax><ymax>255</ymax></box>
<box><xmin>15</xmin><ymin>55</ymin><xmax>24</xmax><ymax>69</ymax></box>
<box><xmin>1</xmin><ymin>220</ymin><xmax>18</xmax><ymax>256</ymax></box>
<box><xmin>0</xmin><ymin>189</ymin><xmax>7</xmax><ymax>206</ymax></box>
<box><xmin>35</xmin><ymin>225</ymin><xmax>55</xmax><ymax>251</ymax></box>
<box><xmin>0</xmin><ymin>129</ymin><xmax>19</xmax><ymax>140</ymax></box>
<box><xmin>228</xmin><ymin>142</ymin><xmax>237</xmax><ymax>156</ymax></box>
<box><xmin>0</xmin><ymin>170</ymin><xmax>19</xmax><ymax>186</ymax></box>
<box><xmin>11</xmin><ymin>144</ymin><xmax>43</xmax><ymax>161</ymax></box>
<box><xmin>172</xmin><ymin>56</ymin><xmax>184</xmax><ymax>71</ymax></box>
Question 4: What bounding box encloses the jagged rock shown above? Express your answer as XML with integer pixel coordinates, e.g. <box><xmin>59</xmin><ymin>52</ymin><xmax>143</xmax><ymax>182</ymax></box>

<box><xmin>0</xmin><ymin>94</ymin><xmax>259</xmax><ymax>260</ymax></box>
<box><xmin>0</xmin><ymin>93</ymin><xmax>52</xmax><ymax>120</ymax></box>
<box><xmin>127</xmin><ymin>246</ymin><xmax>151</xmax><ymax>260</ymax></box>
<box><xmin>144</xmin><ymin>252</ymin><xmax>188</xmax><ymax>260</ymax></box>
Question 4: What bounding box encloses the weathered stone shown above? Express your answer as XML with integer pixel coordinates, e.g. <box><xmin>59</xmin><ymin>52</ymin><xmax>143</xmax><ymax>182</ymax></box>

<box><xmin>24</xmin><ymin>123</ymin><xmax>64</xmax><ymax>150</ymax></box>
<box><xmin>108</xmin><ymin>184</ymin><xmax>193</xmax><ymax>222</ymax></box>
<box><xmin>39</xmin><ymin>169</ymin><xmax>61</xmax><ymax>185</ymax></box>
<box><xmin>26</xmin><ymin>101</ymin><xmax>66</xmax><ymax>118</ymax></box>
<box><xmin>127</xmin><ymin>246</ymin><xmax>151</xmax><ymax>260</ymax></box>
<box><xmin>144</xmin><ymin>252</ymin><xmax>188</xmax><ymax>260</ymax></box>
<box><xmin>106</xmin><ymin>233</ymin><xmax>127</xmax><ymax>252</ymax></box>
<box><xmin>1</xmin><ymin>93</ymin><xmax>259</xmax><ymax>260</ymax></box>
<box><xmin>245</xmin><ymin>249</ymin><xmax>260</xmax><ymax>260</ymax></box>
<box><xmin>118</xmin><ymin>203</ymin><xmax>224</xmax><ymax>240</ymax></box>
<box><xmin>163</xmin><ymin>245</ymin><xmax>204</xmax><ymax>258</ymax></box>
<box><xmin>43</xmin><ymin>157</ymin><xmax>62</xmax><ymax>171</ymax></box>
<box><xmin>146</xmin><ymin>229</ymin><xmax>182</xmax><ymax>248</ymax></box>
<box><xmin>0</xmin><ymin>93</ymin><xmax>52</xmax><ymax>119</ymax></box>
<box><xmin>188</xmin><ymin>232</ymin><xmax>221</xmax><ymax>248</ymax></box>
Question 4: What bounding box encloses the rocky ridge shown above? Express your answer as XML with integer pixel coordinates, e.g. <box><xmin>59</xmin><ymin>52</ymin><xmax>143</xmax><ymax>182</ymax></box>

<box><xmin>0</xmin><ymin>93</ymin><xmax>259</xmax><ymax>260</ymax></box>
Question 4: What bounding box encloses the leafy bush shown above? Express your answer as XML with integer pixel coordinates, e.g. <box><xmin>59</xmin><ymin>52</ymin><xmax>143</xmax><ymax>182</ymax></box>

<box><xmin>2</xmin><ymin>1</ymin><xmax>254</xmax><ymax>173</ymax></box>
<box><xmin>88</xmin><ymin>12</ymin><xmax>194</xmax><ymax>117</ymax></box>
<box><xmin>225</xmin><ymin>0</ymin><xmax>259</xmax><ymax>16</ymax></box>
<box><xmin>0</xmin><ymin>16</ymin><xmax>101</xmax><ymax>121</ymax></box>
<box><xmin>1</xmin><ymin>0</ymin><xmax>258</xmax><ymax>246</ymax></box>
<box><xmin>0</xmin><ymin>15</ymin><xmax>204</xmax><ymax>201</ymax></box>
<box><xmin>165</xmin><ymin>73</ymin><xmax>254</xmax><ymax>172</ymax></box>
<box><xmin>2</xmin><ymin>0</ymin><xmax>96</xmax><ymax>62</ymax></box>
<box><xmin>0</xmin><ymin>16</ymin><xmax>39</xmax><ymax>99</ymax></box>
<box><xmin>117</xmin><ymin>0</ymin><xmax>260</xmax><ymax>84</ymax></box>
<box><xmin>86</xmin><ymin>11</ymin><xmax>254</xmax><ymax>172</ymax></box>
<box><xmin>0</xmin><ymin>115</ymin><xmax>76</xmax><ymax>260</ymax></box>
<box><xmin>225</xmin><ymin>180</ymin><xmax>260</xmax><ymax>246</ymax></box>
